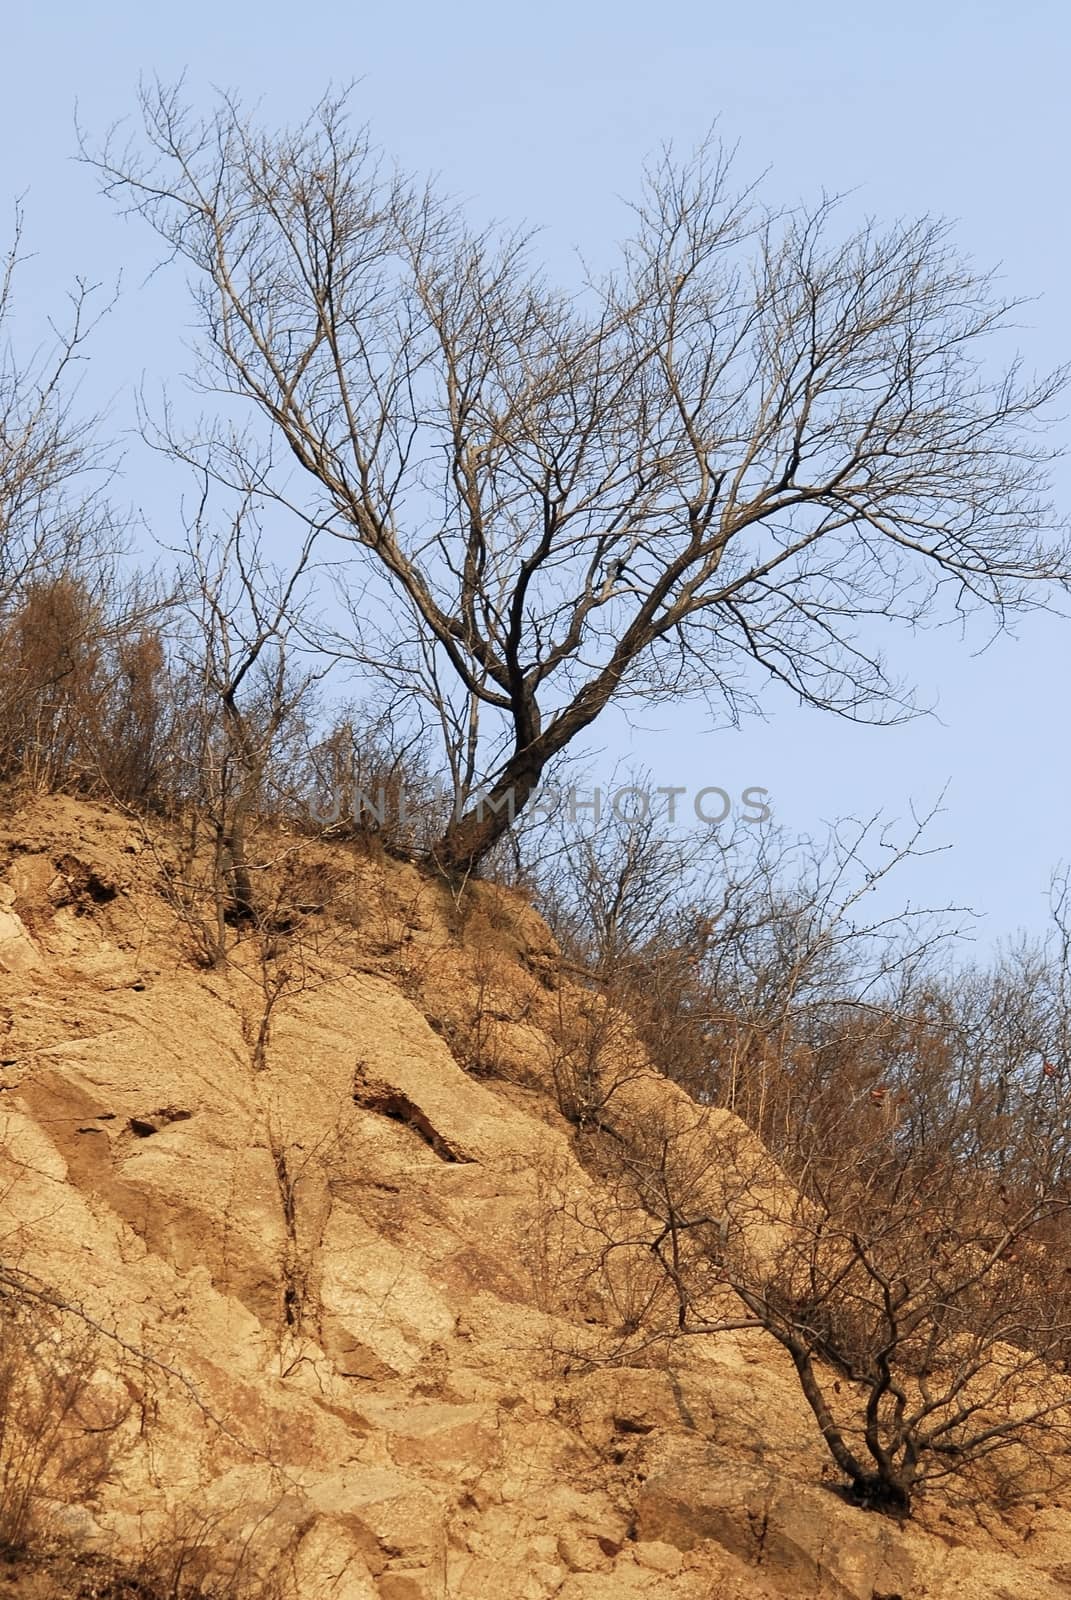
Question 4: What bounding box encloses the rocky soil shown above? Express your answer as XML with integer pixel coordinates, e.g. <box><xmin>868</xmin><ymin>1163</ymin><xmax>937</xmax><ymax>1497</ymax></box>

<box><xmin>2</xmin><ymin>795</ymin><xmax>1070</xmax><ymax>1599</ymax></box>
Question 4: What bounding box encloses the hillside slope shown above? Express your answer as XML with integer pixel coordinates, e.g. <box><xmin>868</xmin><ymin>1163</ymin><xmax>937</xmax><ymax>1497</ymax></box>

<box><xmin>2</xmin><ymin>796</ymin><xmax>1071</xmax><ymax>1600</ymax></box>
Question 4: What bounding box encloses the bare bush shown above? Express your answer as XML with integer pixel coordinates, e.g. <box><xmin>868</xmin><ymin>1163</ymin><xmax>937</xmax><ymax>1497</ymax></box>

<box><xmin>149</xmin><ymin>493</ymin><xmax>323</xmax><ymax>961</ymax></box>
<box><xmin>0</xmin><ymin>206</ymin><xmax>120</xmax><ymax>615</ymax></box>
<box><xmin>531</xmin><ymin>805</ymin><xmax>1071</xmax><ymax>1514</ymax></box>
<box><xmin>300</xmin><ymin>700</ymin><xmax>449</xmax><ymax>856</ymax></box>
<box><xmin>559</xmin><ymin>1081</ymin><xmax>1071</xmax><ymax>1514</ymax></box>
<box><xmin>545</xmin><ymin>982</ymin><xmax>651</xmax><ymax>1131</ymax></box>
<box><xmin>0</xmin><ymin>1291</ymin><xmax>125</xmax><ymax>1554</ymax></box>
<box><xmin>723</xmin><ymin>1127</ymin><xmax>1071</xmax><ymax>1513</ymax></box>
<box><xmin>0</xmin><ymin>216</ymin><xmax>165</xmax><ymax>798</ymax></box>
<box><xmin>530</xmin><ymin>797</ymin><xmax>963</xmax><ymax>1143</ymax></box>
<box><xmin>112</xmin><ymin>1499</ymin><xmax>292</xmax><ymax>1600</ymax></box>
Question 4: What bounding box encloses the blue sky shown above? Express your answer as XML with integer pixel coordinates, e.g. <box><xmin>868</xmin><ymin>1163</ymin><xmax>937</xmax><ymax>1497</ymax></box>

<box><xmin>2</xmin><ymin>0</ymin><xmax>1068</xmax><ymax>943</ymax></box>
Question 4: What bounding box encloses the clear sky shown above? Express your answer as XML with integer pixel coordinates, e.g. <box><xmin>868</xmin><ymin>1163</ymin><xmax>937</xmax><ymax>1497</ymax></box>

<box><xmin>2</xmin><ymin>0</ymin><xmax>1068</xmax><ymax>945</ymax></box>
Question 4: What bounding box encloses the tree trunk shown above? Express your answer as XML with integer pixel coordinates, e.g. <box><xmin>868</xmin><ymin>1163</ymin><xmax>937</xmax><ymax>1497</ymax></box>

<box><xmin>431</xmin><ymin>753</ymin><xmax>544</xmax><ymax>876</ymax></box>
<box><xmin>224</xmin><ymin>793</ymin><xmax>258</xmax><ymax>924</ymax></box>
<box><xmin>430</xmin><ymin>671</ymin><xmax>626</xmax><ymax>875</ymax></box>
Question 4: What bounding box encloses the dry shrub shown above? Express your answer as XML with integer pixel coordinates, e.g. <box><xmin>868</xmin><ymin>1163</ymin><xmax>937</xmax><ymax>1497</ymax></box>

<box><xmin>112</xmin><ymin>1499</ymin><xmax>294</xmax><ymax>1600</ymax></box>
<box><xmin>0</xmin><ymin>1291</ymin><xmax>126</xmax><ymax>1554</ymax></box>
<box><xmin>522</xmin><ymin>1143</ymin><xmax>677</xmax><ymax>1348</ymax></box>
<box><xmin>442</xmin><ymin>944</ymin><xmax>508</xmax><ymax>1077</ymax></box>
<box><xmin>525</xmin><ymin>798</ymin><xmax>1071</xmax><ymax>1514</ymax></box>
<box><xmin>545</xmin><ymin>982</ymin><xmax>650</xmax><ymax>1131</ymax></box>
<box><xmin>299</xmin><ymin>705</ymin><xmax>448</xmax><ymax>857</ymax></box>
<box><xmin>521</xmin><ymin>1151</ymin><xmax>583</xmax><ymax>1319</ymax></box>
<box><xmin>34</xmin><ymin>1496</ymin><xmax>298</xmax><ymax>1600</ymax></box>
<box><xmin>98</xmin><ymin>627</ymin><xmax>171</xmax><ymax>809</ymax></box>
<box><xmin>0</xmin><ymin>574</ymin><xmax>170</xmax><ymax>807</ymax></box>
<box><xmin>566</xmin><ymin>1075</ymin><xmax>1071</xmax><ymax>1515</ymax></box>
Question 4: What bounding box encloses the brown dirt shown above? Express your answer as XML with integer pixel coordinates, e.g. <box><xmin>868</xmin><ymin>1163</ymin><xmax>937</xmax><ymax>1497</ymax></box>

<box><xmin>1</xmin><ymin>794</ymin><xmax>1070</xmax><ymax>1599</ymax></box>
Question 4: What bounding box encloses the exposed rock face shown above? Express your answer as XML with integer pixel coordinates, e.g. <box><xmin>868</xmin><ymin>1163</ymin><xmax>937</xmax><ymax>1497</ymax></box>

<box><xmin>2</xmin><ymin>796</ymin><xmax>1071</xmax><ymax>1598</ymax></box>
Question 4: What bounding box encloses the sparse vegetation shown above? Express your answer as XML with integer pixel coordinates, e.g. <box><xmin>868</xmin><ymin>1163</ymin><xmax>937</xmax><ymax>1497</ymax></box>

<box><xmin>531</xmin><ymin>809</ymin><xmax>1071</xmax><ymax>1514</ymax></box>
<box><xmin>0</xmin><ymin>1291</ymin><xmax>122</xmax><ymax>1555</ymax></box>
<box><xmin>3</xmin><ymin>80</ymin><xmax>1071</xmax><ymax>1596</ymax></box>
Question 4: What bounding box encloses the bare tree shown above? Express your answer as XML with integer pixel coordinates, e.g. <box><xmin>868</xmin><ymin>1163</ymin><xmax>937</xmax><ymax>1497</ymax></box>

<box><xmin>534</xmin><ymin>812</ymin><xmax>1071</xmax><ymax>1515</ymax></box>
<box><xmin>0</xmin><ymin>204</ymin><xmax>120</xmax><ymax>612</ymax></box>
<box><xmin>90</xmin><ymin>87</ymin><xmax>1070</xmax><ymax>873</ymax></box>
<box><xmin>162</xmin><ymin>484</ymin><xmax>322</xmax><ymax>956</ymax></box>
<box><xmin>556</xmin><ymin>1036</ymin><xmax>1071</xmax><ymax>1516</ymax></box>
